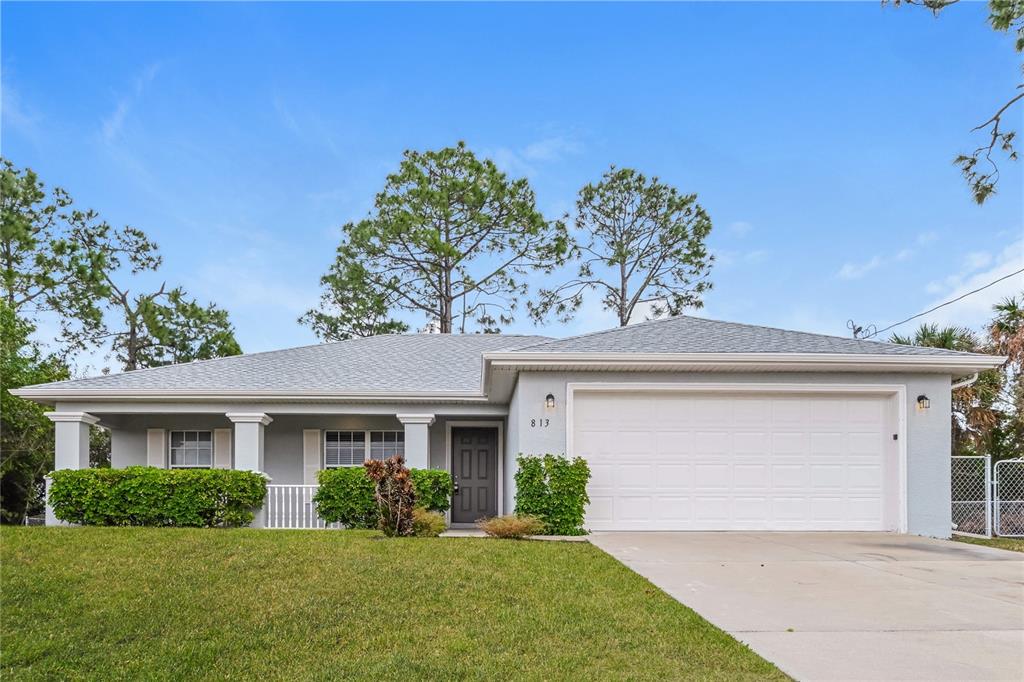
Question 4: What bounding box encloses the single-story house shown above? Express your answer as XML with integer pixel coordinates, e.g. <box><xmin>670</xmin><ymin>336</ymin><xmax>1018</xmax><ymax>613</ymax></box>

<box><xmin>15</xmin><ymin>315</ymin><xmax>1004</xmax><ymax>536</ymax></box>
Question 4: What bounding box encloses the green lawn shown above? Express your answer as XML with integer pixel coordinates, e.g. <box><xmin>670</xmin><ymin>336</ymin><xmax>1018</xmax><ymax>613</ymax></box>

<box><xmin>955</xmin><ymin>535</ymin><xmax>1024</xmax><ymax>553</ymax></box>
<box><xmin>1</xmin><ymin>528</ymin><xmax>783</xmax><ymax>681</ymax></box>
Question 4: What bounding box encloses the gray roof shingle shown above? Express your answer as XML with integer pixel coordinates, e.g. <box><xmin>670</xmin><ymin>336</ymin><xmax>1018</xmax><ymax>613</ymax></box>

<box><xmin>31</xmin><ymin>334</ymin><xmax>549</xmax><ymax>393</ymax></box>
<box><xmin>510</xmin><ymin>315</ymin><xmax>993</xmax><ymax>357</ymax></box>
<box><xmin>22</xmin><ymin>315</ymin><xmax>996</xmax><ymax>395</ymax></box>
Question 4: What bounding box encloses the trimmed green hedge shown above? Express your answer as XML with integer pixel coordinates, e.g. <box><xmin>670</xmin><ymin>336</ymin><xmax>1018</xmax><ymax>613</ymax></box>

<box><xmin>48</xmin><ymin>467</ymin><xmax>267</xmax><ymax>527</ymax></box>
<box><xmin>409</xmin><ymin>469</ymin><xmax>454</xmax><ymax>513</ymax></box>
<box><xmin>313</xmin><ymin>467</ymin><xmax>452</xmax><ymax>528</ymax></box>
<box><xmin>514</xmin><ymin>454</ymin><xmax>591</xmax><ymax>536</ymax></box>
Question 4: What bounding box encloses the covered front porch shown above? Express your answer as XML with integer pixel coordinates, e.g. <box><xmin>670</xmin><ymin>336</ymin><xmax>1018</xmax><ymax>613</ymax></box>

<box><xmin>45</xmin><ymin>404</ymin><xmax>508</xmax><ymax>528</ymax></box>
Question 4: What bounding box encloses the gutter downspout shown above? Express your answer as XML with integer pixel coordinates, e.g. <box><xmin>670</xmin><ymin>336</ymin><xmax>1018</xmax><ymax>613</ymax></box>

<box><xmin>951</xmin><ymin>373</ymin><xmax>979</xmax><ymax>391</ymax></box>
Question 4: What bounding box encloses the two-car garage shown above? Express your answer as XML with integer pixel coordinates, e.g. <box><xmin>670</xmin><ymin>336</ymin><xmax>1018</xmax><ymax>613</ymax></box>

<box><xmin>572</xmin><ymin>386</ymin><xmax>902</xmax><ymax>532</ymax></box>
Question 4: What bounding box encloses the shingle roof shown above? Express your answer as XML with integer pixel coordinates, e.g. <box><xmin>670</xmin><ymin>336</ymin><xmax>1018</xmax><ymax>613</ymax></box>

<box><xmin>31</xmin><ymin>334</ymin><xmax>549</xmax><ymax>393</ymax></box>
<box><xmin>510</xmin><ymin>315</ymin><xmax>993</xmax><ymax>357</ymax></box>
<box><xmin>21</xmin><ymin>315</ymin><xmax>998</xmax><ymax>396</ymax></box>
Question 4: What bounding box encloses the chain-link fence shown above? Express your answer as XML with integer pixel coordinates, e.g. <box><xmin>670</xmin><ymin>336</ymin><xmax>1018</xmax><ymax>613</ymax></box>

<box><xmin>951</xmin><ymin>455</ymin><xmax>992</xmax><ymax>538</ymax></box>
<box><xmin>994</xmin><ymin>459</ymin><xmax>1024</xmax><ymax>538</ymax></box>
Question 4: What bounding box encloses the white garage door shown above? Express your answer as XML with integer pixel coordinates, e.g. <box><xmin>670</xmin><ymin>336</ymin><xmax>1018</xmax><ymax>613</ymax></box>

<box><xmin>574</xmin><ymin>390</ymin><xmax>897</xmax><ymax>531</ymax></box>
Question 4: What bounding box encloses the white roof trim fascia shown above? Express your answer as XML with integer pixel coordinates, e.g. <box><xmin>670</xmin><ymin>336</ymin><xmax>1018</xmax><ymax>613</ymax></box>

<box><xmin>10</xmin><ymin>388</ymin><xmax>491</xmax><ymax>403</ymax></box>
<box><xmin>482</xmin><ymin>351</ymin><xmax>1005</xmax><ymax>373</ymax></box>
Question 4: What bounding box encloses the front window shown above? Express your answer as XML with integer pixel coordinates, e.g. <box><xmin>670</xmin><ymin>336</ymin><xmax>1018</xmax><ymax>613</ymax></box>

<box><xmin>369</xmin><ymin>431</ymin><xmax>404</xmax><ymax>461</ymax></box>
<box><xmin>325</xmin><ymin>431</ymin><xmax>366</xmax><ymax>467</ymax></box>
<box><xmin>169</xmin><ymin>430</ymin><xmax>213</xmax><ymax>468</ymax></box>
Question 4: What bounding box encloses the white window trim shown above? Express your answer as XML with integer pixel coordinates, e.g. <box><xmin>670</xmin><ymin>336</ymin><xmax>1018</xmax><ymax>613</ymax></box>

<box><xmin>323</xmin><ymin>430</ymin><xmax>368</xmax><ymax>468</ymax></box>
<box><xmin>321</xmin><ymin>430</ymin><xmax>409</xmax><ymax>467</ymax></box>
<box><xmin>368</xmin><ymin>430</ymin><xmax>405</xmax><ymax>461</ymax></box>
<box><xmin>168</xmin><ymin>429</ymin><xmax>214</xmax><ymax>469</ymax></box>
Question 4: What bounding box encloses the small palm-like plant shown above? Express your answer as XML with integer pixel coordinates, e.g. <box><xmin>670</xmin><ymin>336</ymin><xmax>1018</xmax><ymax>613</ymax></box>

<box><xmin>364</xmin><ymin>456</ymin><xmax>416</xmax><ymax>537</ymax></box>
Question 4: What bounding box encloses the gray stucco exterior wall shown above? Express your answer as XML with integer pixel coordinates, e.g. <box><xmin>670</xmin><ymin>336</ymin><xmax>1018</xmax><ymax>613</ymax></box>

<box><xmin>506</xmin><ymin>370</ymin><xmax>954</xmax><ymax>538</ymax></box>
<box><xmin>108</xmin><ymin>412</ymin><xmax>503</xmax><ymax>486</ymax></box>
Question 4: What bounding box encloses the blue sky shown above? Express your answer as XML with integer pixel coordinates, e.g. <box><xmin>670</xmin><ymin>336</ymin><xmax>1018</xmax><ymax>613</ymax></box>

<box><xmin>3</xmin><ymin>2</ymin><xmax>1021</xmax><ymax>373</ymax></box>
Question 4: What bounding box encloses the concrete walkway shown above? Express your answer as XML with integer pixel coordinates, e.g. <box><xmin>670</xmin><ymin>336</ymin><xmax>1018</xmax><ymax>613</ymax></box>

<box><xmin>590</xmin><ymin>532</ymin><xmax>1024</xmax><ymax>681</ymax></box>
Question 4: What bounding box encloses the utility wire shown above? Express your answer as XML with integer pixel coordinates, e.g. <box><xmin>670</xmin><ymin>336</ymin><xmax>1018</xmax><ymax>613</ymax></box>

<box><xmin>863</xmin><ymin>266</ymin><xmax>1024</xmax><ymax>339</ymax></box>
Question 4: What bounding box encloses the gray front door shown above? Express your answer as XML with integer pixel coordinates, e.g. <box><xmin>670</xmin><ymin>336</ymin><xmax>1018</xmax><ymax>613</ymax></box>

<box><xmin>451</xmin><ymin>427</ymin><xmax>498</xmax><ymax>524</ymax></box>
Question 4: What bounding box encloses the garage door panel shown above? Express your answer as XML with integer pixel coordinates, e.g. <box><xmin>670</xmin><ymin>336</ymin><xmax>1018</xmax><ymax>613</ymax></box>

<box><xmin>772</xmin><ymin>431</ymin><xmax>808</xmax><ymax>454</ymax></box>
<box><xmin>849</xmin><ymin>431</ymin><xmax>884</xmax><ymax>455</ymax></box>
<box><xmin>734</xmin><ymin>431</ymin><xmax>769</xmax><ymax>454</ymax></box>
<box><xmin>577</xmin><ymin>390</ymin><xmax>895</xmax><ymax>531</ymax></box>
<box><xmin>695</xmin><ymin>463</ymin><xmax>731</xmax><ymax>487</ymax></box>
<box><xmin>772</xmin><ymin>399</ymin><xmax>808</xmax><ymax>424</ymax></box>
<box><xmin>654</xmin><ymin>496</ymin><xmax>691</xmax><ymax>520</ymax></box>
<box><xmin>694</xmin><ymin>431</ymin><xmax>730</xmax><ymax>454</ymax></box>
<box><xmin>772</xmin><ymin>463</ymin><xmax>809</xmax><ymax>488</ymax></box>
<box><xmin>653</xmin><ymin>464</ymin><xmax>691</xmax><ymax>488</ymax></box>
<box><xmin>694</xmin><ymin>496</ymin><xmax>730</xmax><ymax>521</ymax></box>
<box><xmin>810</xmin><ymin>464</ymin><xmax>844</xmax><ymax>488</ymax></box>
<box><xmin>618</xmin><ymin>463</ymin><xmax>655</xmax><ymax>486</ymax></box>
<box><xmin>847</xmin><ymin>398</ymin><xmax>884</xmax><ymax>422</ymax></box>
<box><xmin>734</xmin><ymin>464</ymin><xmax>769</xmax><ymax>488</ymax></box>
<box><xmin>810</xmin><ymin>432</ymin><xmax>843</xmax><ymax>455</ymax></box>
<box><xmin>848</xmin><ymin>497</ymin><xmax>884</xmax><ymax>522</ymax></box>
<box><xmin>655</xmin><ymin>431</ymin><xmax>692</xmax><ymax>455</ymax></box>
<box><xmin>848</xmin><ymin>464</ymin><xmax>883</xmax><ymax>489</ymax></box>
<box><xmin>692</xmin><ymin>398</ymin><xmax>734</xmax><ymax>424</ymax></box>
<box><xmin>617</xmin><ymin>496</ymin><xmax>653</xmax><ymax>520</ymax></box>
<box><xmin>734</xmin><ymin>398</ymin><xmax>772</xmax><ymax>424</ymax></box>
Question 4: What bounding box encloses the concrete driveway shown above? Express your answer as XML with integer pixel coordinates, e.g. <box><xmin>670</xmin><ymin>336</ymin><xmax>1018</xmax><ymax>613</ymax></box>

<box><xmin>590</xmin><ymin>532</ymin><xmax>1024</xmax><ymax>681</ymax></box>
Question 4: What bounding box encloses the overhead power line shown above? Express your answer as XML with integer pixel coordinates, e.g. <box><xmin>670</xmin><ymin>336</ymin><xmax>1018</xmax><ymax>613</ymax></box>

<box><xmin>861</xmin><ymin>267</ymin><xmax>1024</xmax><ymax>339</ymax></box>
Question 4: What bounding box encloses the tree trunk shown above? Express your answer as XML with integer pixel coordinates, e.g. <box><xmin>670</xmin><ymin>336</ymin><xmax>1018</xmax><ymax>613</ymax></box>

<box><xmin>126</xmin><ymin>318</ymin><xmax>139</xmax><ymax>371</ymax></box>
<box><xmin>618</xmin><ymin>261</ymin><xmax>629</xmax><ymax>327</ymax></box>
<box><xmin>440</xmin><ymin>265</ymin><xmax>452</xmax><ymax>333</ymax></box>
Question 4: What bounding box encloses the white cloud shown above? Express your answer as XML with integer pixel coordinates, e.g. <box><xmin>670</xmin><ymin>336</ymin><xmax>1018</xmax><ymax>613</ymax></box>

<box><xmin>715</xmin><ymin>248</ymin><xmax>769</xmax><ymax>268</ymax></box>
<box><xmin>1</xmin><ymin>82</ymin><xmax>42</xmax><ymax>141</ymax></box>
<box><xmin>963</xmin><ymin>251</ymin><xmax>992</xmax><ymax>271</ymax></box>
<box><xmin>194</xmin><ymin>249</ymin><xmax>320</xmax><ymax>319</ymax></box>
<box><xmin>100</xmin><ymin>62</ymin><xmax>162</xmax><ymax>142</ymax></box>
<box><xmin>835</xmin><ymin>232</ymin><xmax>940</xmax><ymax>280</ymax></box>
<box><xmin>487</xmin><ymin>134</ymin><xmax>584</xmax><ymax>178</ymax></box>
<box><xmin>837</xmin><ymin>255</ymin><xmax>883</xmax><ymax>280</ymax></box>
<box><xmin>520</xmin><ymin>136</ymin><xmax>583</xmax><ymax>162</ymax></box>
<box><xmin>909</xmin><ymin>238</ymin><xmax>1023</xmax><ymax>331</ymax></box>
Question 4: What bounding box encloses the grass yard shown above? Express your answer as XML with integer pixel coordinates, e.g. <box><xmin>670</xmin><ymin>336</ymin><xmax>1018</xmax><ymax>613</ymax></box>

<box><xmin>954</xmin><ymin>535</ymin><xmax>1024</xmax><ymax>553</ymax></box>
<box><xmin>1</xmin><ymin>528</ymin><xmax>784</xmax><ymax>681</ymax></box>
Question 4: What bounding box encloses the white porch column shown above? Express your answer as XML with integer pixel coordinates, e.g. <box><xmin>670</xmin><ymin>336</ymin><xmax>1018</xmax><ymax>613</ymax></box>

<box><xmin>45</xmin><ymin>411</ymin><xmax>99</xmax><ymax>525</ymax></box>
<box><xmin>397</xmin><ymin>413</ymin><xmax>434</xmax><ymax>470</ymax></box>
<box><xmin>226</xmin><ymin>412</ymin><xmax>272</xmax><ymax>528</ymax></box>
<box><xmin>226</xmin><ymin>412</ymin><xmax>272</xmax><ymax>473</ymax></box>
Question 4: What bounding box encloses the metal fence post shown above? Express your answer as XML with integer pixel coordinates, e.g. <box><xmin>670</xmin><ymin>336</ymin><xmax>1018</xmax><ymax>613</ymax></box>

<box><xmin>984</xmin><ymin>454</ymin><xmax>992</xmax><ymax>538</ymax></box>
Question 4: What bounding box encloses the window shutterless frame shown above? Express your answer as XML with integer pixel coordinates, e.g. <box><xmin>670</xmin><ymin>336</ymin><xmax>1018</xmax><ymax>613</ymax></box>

<box><xmin>323</xmin><ymin>430</ymin><xmax>366</xmax><ymax>467</ymax></box>
<box><xmin>368</xmin><ymin>431</ymin><xmax>404</xmax><ymax>461</ymax></box>
<box><xmin>168</xmin><ymin>430</ymin><xmax>214</xmax><ymax>468</ymax></box>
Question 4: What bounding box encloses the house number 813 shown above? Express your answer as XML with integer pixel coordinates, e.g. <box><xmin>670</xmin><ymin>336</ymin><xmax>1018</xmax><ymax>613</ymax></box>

<box><xmin>531</xmin><ymin>418</ymin><xmax>550</xmax><ymax>428</ymax></box>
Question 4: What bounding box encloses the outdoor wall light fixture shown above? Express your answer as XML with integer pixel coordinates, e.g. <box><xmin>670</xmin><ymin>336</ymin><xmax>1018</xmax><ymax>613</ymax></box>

<box><xmin>917</xmin><ymin>394</ymin><xmax>930</xmax><ymax>410</ymax></box>
<box><xmin>545</xmin><ymin>393</ymin><xmax>556</xmax><ymax>409</ymax></box>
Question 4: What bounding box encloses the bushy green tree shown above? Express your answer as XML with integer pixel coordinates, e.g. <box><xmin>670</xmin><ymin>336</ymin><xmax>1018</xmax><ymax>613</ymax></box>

<box><xmin>988</xmin><ymin>295</ymin><xmax>1024</xmax><ymax>460</ymax></box>
<box><xmin>302</xmin><ymin>142</ymin><xmax>570</xmax><ymax>337</ymax></box>
<box><xmin>0</xmin><ymin>303</ymin><xmax>69</xmax><ymax>524</ymax></box>
<box><xmin>530</xmin><ymin>166</ymin><xmax>713</xmax><ymax>327</ymax></box>
<box><xmin>1</xmin><ymin>159</ymin><xmax>115</xmax><ymax>354</ymax></box>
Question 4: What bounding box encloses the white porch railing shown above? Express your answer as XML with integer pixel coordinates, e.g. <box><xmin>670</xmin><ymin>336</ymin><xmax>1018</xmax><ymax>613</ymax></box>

<box><xmin>265</xmin><ymin>485</ymin><xmax>339</xmax><ymax>529</ymax></box>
